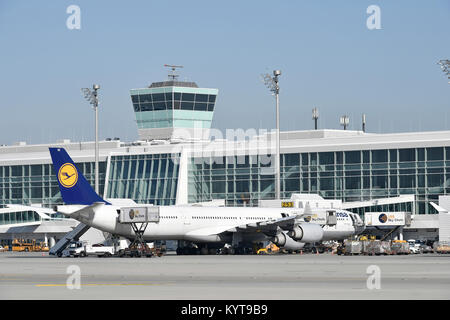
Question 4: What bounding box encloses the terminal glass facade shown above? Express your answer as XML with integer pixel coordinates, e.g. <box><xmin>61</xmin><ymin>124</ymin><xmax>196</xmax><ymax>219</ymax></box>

<box><xmin>0</xmin><ymin>161</ymin><xmax>107</xmax><ymax>224</ymax></box>
<box><xmin>188</xmin><ymin>154</ymin><xmax>276</xmax><ymax>206</ymax></box>
<box><xmin>0</xmin><ymin>162</ymin><xmax>107</xmax><ymax>206</ymax></box>
<box><xmin>106</xmin><ymin>153</ymin><xmax>180</xmax><ymax>205</ymax></box>
<box><xmin>0</xmin><ymin>153</ymin><xmax>180</xmax><ymax>224</ymax></box>
<box><xmin>0</xmin><ymin>210</ymin><xmax>41</xmax><ymax>225</ymax></box>
<box><xmin>188</xmin><ymin>147</ymin><xmax>450</xmax><ymax>214</ymax></box>
<box><xmin>1</xmin><ymin>145</ymin><xmax>447</xmax><ymax>225</ymax></box>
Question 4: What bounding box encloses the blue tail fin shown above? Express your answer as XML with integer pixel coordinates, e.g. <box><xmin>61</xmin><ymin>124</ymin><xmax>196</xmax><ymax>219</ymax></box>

<box><xmin>49</xmin><ymin>147</ymin><xmax>109</xmax><ymax>205</ymax></box>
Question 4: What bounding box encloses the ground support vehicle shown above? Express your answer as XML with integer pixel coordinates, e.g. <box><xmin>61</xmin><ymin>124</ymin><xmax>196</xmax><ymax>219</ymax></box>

<box><xmin>11</xmin><ymin>239</ymin><xmax>49</xmax><ymax>252</ymax></box>
<box><xmin>390</xmin><ymin>240</ymin><xmax>410</xmax><ymax>255</ymax></box>
<box><xmin>434</xmin><ymin>242</ymin><xmax>450</xmax><ymax>254</ymax></box>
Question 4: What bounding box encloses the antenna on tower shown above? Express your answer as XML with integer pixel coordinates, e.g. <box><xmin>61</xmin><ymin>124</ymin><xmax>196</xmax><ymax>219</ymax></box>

<box><xmin>164</xmin><ymin>64</ymin><xmax>184</xmax><ymax>81</ymax></box>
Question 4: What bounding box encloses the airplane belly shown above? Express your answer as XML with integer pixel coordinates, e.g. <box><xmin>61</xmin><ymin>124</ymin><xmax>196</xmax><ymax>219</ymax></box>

<box><xmin>142</xmin><ymin>222</ymin><xmax>184</xmax><ymax>240</ymax></box>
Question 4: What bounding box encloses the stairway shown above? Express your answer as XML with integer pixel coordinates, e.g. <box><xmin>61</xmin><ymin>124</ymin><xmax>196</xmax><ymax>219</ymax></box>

<box><xmin>49</xmin><ymin>223</ymin><xmax>91</xmax><ymax>256</ymax></box>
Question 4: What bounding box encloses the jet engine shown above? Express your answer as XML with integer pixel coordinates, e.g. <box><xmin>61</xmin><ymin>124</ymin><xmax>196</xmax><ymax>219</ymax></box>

<box><xmin>271</xmin><ymin>231</ymin><xmax>305</xmax><ymax>250</ymax></box>
<box><xmin>287</xmin><ymin>224</ymin><xmax>324</xmax><ymax>243</ymax></box>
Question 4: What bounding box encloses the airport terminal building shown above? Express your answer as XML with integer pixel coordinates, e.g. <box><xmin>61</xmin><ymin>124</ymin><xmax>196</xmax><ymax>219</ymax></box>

<box><xmin>0</xmin><ymin>77</ymin><xmax>448</xmax><ymax>243</ymax></box>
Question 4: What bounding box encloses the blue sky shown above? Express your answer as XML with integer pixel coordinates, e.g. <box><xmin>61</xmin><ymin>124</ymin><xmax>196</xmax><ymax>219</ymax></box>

<box><xmin>0</xmin><ymin>1</ymin><xmax>449</xmax><ymax>145</ymax></box>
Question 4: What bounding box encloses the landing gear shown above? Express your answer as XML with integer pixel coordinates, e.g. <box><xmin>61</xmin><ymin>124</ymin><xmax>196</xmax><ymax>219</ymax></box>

<box><xmin>218</xmin><ymin>245</ymin><xmax>255</xmax><ymax>255</ymax></box>
<box><xmin>175</xmin><ymin>241</ymin><xmax>261</xmax><ymax>256</ymax></box>
<box><xmin>176</xmin><ymin>242</ymin><xmax>200</xmax><ymax>255</ymax></box>
<box><xmin>176</xmin><ymin>243</ymin><xmax>219</xmax><ymax>255</ymax></box>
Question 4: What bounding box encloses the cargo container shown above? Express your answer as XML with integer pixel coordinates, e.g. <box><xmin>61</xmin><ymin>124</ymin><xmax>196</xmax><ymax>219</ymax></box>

<box><xmin>342</xmin><ymin>240</ymin><xmax>362</xmax><ymax>255</ymax></box>
<box><xmin>373</xmin><ymin>241</ymin><xmax>391</xmax><ymax>255</ymax></box>
<box><xmin>390</xmin><ymin>240</ymin><xmax>410</xmax><ymax>255</ymax></box>
<box><xmin>434</xmin><ymin>241</ymin><xmax>450</xmax><ymax>254</ymax></box>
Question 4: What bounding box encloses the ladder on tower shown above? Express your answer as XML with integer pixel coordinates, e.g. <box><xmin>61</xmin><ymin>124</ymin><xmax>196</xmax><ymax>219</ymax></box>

<box><xmin>49</xmin><ymin>222</ymin><xmax>91</xmax><ymax>257</ymax></box>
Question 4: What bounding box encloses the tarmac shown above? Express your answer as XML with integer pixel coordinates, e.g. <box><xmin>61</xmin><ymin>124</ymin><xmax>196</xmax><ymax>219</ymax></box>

<box><xmin>1</xmin><ymin>251</ymin><xmax>449</xmax><ymax>300</ymax></box>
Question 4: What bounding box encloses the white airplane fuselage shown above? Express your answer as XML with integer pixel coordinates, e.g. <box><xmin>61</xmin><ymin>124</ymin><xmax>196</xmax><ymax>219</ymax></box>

<box><xmin>60</xmin><ymin>204</ymin><xmax>364</xmax><ymax>245</ymax></box>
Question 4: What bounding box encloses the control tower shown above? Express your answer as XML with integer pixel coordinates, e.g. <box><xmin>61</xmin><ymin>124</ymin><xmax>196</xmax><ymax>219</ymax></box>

<box><xmin>130</xmin><ymin>65</ymin><xmax>219</xmax><ymax>141</ymax></box>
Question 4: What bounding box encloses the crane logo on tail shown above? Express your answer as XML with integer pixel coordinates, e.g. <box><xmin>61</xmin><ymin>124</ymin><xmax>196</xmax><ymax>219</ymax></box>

<box><xmin>58</xmin><ymin>163</ymin><xmax>78</xmax><ymax>188</ymax></box>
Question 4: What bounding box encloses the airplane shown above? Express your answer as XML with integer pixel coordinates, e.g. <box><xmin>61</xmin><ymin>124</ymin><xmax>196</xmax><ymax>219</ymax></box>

<box><xmin>47</xmin><ymin>147</ymin><xmax>365</xmax><ymax>253</ymax></box>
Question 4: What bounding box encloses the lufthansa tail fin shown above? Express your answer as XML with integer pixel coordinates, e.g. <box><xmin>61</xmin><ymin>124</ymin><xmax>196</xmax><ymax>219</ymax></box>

<box><xmin>49</xmin><ymin>147</ymin><xmax>109</xmax><ymax>205</ymax></box>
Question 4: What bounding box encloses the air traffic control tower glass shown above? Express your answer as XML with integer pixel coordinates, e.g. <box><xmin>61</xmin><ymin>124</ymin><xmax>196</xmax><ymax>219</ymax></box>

<box><xmin>130</xmin><ymin>80</ymin><xmax>219</xmax><ymax>140</ymax></box>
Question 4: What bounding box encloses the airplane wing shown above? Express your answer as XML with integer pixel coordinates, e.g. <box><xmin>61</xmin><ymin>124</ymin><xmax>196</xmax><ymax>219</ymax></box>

<box><xmin>225</xmin><ymin>215</ymin><xmax>302</xmax><ymax>236</ymax></box>
<box><xmin>58</xmin><ymin>202</ymin><xmax>106</xmax><ymax>220</ymax></box>
<box><xmin>184</xmin><ymin>215</ymin><xmax>305</xmax><ymax>238</ymax></box>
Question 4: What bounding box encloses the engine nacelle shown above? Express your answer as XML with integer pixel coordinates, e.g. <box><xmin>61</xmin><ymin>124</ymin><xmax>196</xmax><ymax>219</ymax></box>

<box><xmin>272</xmin><ymin>231</ymin><xmax>287</xmax><ymax>246</ymax></box>
<box><xmin>271</xmin><ymin>231</ymin><xmax>305</xmax><ymax>251</ymax></box>
<box><xmin>287</xmin><ymin>224</ymin><xmax>324</xmax><ymax>243</ymax></box>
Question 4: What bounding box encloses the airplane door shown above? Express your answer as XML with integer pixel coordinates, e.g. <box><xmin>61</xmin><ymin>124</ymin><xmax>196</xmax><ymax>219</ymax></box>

<box><xmin>183</xmin><ymin>213</ymin><xmax>191</xmax><ymax>225</ymax></box>
<box><xmin>326</xmin><ymin>210</ymin><xmax>337</xmax><ymax>226</ymax></box>
<box><xmin>366</xmin><ymin>214</ymin><xmax>372</xmax><ymax>226</ymax></box>
<box><xmin>349</xmin><ymin>213</ymin><xmax>356</xmax><ymax>225</ymax></box>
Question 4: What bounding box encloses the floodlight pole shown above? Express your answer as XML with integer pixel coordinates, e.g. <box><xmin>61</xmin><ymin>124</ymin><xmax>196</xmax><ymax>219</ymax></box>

<box><xmin>437</xmin><ymin>59</ymin><xmax>450</xmax><ymax>84</ymax></box>
<box><xmin>312</xmin><ymin>108</ymin><xmax>319</xmax><ymax>130</ymax></box>
<box><xmin>273</xmin><ymin>70</ymin><xmax>281</xmax><ymax>200</ymax></box>
<box><xmin>340</xmin><ymin>115</ymin><xmax>349</xmax><ymax>130</ymax></box>
<box><xmin>93</xmin><ymin>84</ymin><xmax>100</xmax><ymax>194</ymax></box>
<box><xmin>261</xmin><ymin>69</ymin><xmax>282</xmax><ymax>200</ymax></box>
<box><xmin>81</xmin><ymin>85</ymin><xmax>100</xmax><ymax>194</ymax></box>
<box><xmin>362</xmin><ymin>114</ymin><xmax>366</xmax><ymax>132</ymax></box>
